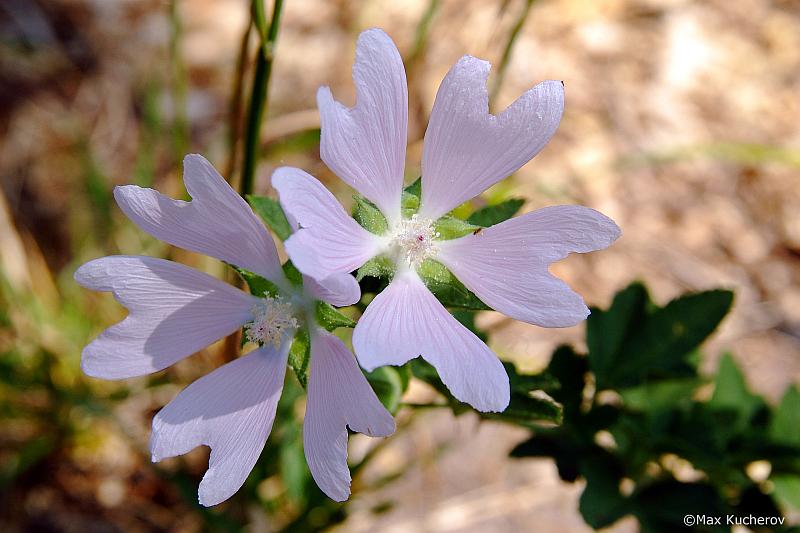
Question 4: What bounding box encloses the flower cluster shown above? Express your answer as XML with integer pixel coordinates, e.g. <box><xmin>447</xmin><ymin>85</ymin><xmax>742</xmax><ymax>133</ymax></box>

<box><xmin>76</xmin><ymin>29</ymin><xmax>619</xmax><ymax>506</ymax></box>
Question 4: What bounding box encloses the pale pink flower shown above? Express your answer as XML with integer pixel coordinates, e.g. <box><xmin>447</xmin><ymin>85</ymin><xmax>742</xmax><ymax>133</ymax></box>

<box><xmin>75</xmin><ymin>155</ymin><xmax>394</xmax><ymax>505</ymax></box>
<box><xmin>272</xmin><ymin>29</ymin><xmax>620</xmax><ymax>413</ymax></box>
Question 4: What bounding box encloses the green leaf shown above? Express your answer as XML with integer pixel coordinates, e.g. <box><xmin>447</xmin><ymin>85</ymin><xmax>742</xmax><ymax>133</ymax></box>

<box><xmin>288</xmin><ymin>328</ymin><xmax>310</xmax><ymax>388</ymax></box>
<box><xmin>587</xmin><ymin>282</ymin><xmax>649</xmax><ymax>388</ymax></box>
<box><xmin>315</xmin><ymin>301</ymin><xmax>356</xmax><ymax>331</ymax></box>
<box><xmin>588</xmin><ymin>284</ymin><xmax>734</xmax><ymax>389</ymax></box>
<box><xmin>433</xmin><ymin>215</ymin><xmax>481</xmax><ymax>240</ymax></box>
<box><xmin>770</xmin><ymin>385</ymin><xmax>800</xmax><ymax>446</ymax></box>
<box><xmin>495</xmin><ymin>389</ymin><xmax>563</xmax><ymax>426</ymax></box>
<box><xmin>353</xmin><ymin>196</ymin><xmax>389</xmax><ymax>235</ymax></box>
<box><xmin>234</xmin><ymin>267</ymin><xmax>280</xmax><ymax>297</ymax></box>
<box><xmin>578</xmin><ymin>448</ymin><xmax>629</xmax><ymax>529</ymax></box>
<box><xmin>620</xmin><ymin>378</ymin><xmax>702</xmax><ymax>411</ymax></box>
<box><xmin>356</xmin><ymin>255</ymin><xmax>395</xmax><ymax>282</ymax></box>
<box><xmin>772</xmin><ymin>474</ymin><xmax>800</xmax><ymax>509</ymax></box>
<box><xmin>247</xmin><ymin>194</ymin><xmax>292</xmax><ymax>241</ymax></box>
<box><xmin>365</xmin><ymin>366</ymin><xmax>404</xmax><ymax>413</ymax></box>
<box><xmin>708</xmin><ymin>353</ymin><xmax>763</xmax><ymax>426</ymax></box>
<box><xmin>417</xmin><ymin>259</ymin><xmax>490</xmax><ymax>310</ymax></box>
<box><xmin>467</xmin><ymin>198</ymin><xmax>524</xmax><ymax>227</ymax></box>
<box><xmin>452</xmin><ymin>310</ymin><xmax>488</xmax><ymax>342</ymax></box>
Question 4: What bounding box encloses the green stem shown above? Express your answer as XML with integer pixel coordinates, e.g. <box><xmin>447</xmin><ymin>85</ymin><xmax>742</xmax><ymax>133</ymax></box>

<box><xmin>169</xmin><ymin>0</ymin><xmax>189</xmax><ymax>161</ymax></box>
<box><xmin>240</xmin><ymin>0</ymin><xmax>284</xmax><ymax>198</ymax></box>
<box><xmin>490</xmin><ymin>0</ymin><xmax>536</xmax><ymax>105</ymax></box>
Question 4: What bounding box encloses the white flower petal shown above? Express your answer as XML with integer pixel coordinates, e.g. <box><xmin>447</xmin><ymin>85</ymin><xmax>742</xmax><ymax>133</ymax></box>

<box><xmin>151</xmin><ymin>344</ymin><xmax>288</xmax><ymax>507</ymax></box>
<box><xmin>352</xmin><ymin>270</ymin><xmax>509</xmax><ymax>412</ymax></box>
<box><xmin>317</xmin><ymin>28</ymin><xmax>407</xmax><ymax>224</ymax></box>
<box><xmin>272</xmin><ymin>166</ymin><xmax>382</xmax><ymax>281</ymax></box>
<box><xmin>114</xmin><ymin>154</ymin><xmax>284</xmax><ymax>283</ymax></box>
<box><xmin>304</xmin><ymin>328</ymin><xmax>395</xmax><ymax>501</ymax></box>
<box><xmin>74</xmin><ymin>256</ymin><xmax>256</xmax><ymax>379</ymax></box>
<box><xmin>303</xmin><ymin>274</ymin><xmax>361</xmax><ymax>307</ymax></box>
<box><xmin>438</xmin><ymin>205</ymin><xmax>621</xmax><ymax>327</ymax></box>
<box><xmin>420</xmin><ymin>56</ymin><xmax>564</xmax><ymax>220</ymax></box>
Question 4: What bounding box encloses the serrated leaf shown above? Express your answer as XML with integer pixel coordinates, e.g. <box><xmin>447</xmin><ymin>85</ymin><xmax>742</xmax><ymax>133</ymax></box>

<box><xmin>288</xmin><ymin>328</ymin><xmax>310</xmax><ymax>388</ymax></box>
<box><xmin>356</xmin><ymin>255</ymin><xmax>395</xmax><ymax>282</ymax></box>
<box><xmin>433</xmin><ymin>215</ymin><xmax>481</xmax><ymax>240</ymax></box>
<box><xmin>353</xmin><ymin>195</ymin><xmax>388</xmax><ymax>235</ymax></box>
<box><xmin>417</xmin><ymin>259</ymin><xmax>489</xmax><ymax>310</ymax></box>
<box><xmin>365</xmin><ymin>366</ymin><xmax>404</xmax><ymax>413</ymax></box>
<box><xmin>234</xmin><ymin>267</ymin><xmax>280</xmax><ymax>297</ymax></box>
<box><xmin>770</xmin><ymin>385</ymin><xmax>800</xmax><ymax>446</ymax></box>
<box><xmin>467</xmin><ymin>198</ymin><xmax>524</xmax><ymax>227</ymax></box>
<box><xmin>247</xmin><ymin>195</ymin><xmax>292</xmax><ymax>241</ymax></box>
<box><xmin>315</xmin><ymin>301</ymin><xmax>356</xmax><ymax>331</ymax></box>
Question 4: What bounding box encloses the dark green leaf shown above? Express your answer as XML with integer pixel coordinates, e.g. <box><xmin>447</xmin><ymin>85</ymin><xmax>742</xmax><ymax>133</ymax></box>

<box><xmin>247</xmin><ymin>195</ymin><xmax>292</xmax><ymax>241</ymax></box>
<box><xmin>579</xmin><ymin>448</ymin><xmax>629</xmax><ymax>529</ymax></box>
<box><xmin>620</xmin><ymin>378</ymin><xmax>702</xmax><ymax>411</ymax></box>
<box><xmin>453</xmin><ymin>310</ymin><xmax>488</xmax><ymax>342</ymax></box>
<box><xmin>315</xmin><ymin>301</ymin><xmax>356</xmax><ymax>331</ymax></box>
<box><xmin>587</xmin><ymin>282</ymin><xmax>649</xmax><ymax>388</ymax></box>
<box><xmin>589</xmin><ymin>284</ymin><xmax>734</xmax><ymax>389</ymax></box>
<box><xmin>288</xmin><ymin>328</ymin><xmax>310</xmax><ymax>388</ymax></box>
<box><xmin>353</xmin><ymin>195</ymin><xmax>389</xmax><ymax>235</ymax></box>
<box><xmin>467</xmin><ymin>198</ymin><xmax>524</xmax><ymax>227</ymax></box>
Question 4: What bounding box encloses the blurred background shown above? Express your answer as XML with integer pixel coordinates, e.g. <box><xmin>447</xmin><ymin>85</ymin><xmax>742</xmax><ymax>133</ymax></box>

<box><xmin>1</xmin><ymin>0</ymin><xmax>799</xmax><ymax>531</ymax></box>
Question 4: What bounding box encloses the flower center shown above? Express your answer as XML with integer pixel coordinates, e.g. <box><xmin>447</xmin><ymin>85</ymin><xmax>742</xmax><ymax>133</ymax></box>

<box><xmin>388</xmin><ymin>214</ymin><xmax>440</xmax><ymax>267</ymax></box>
<box><xmin>245</xmin><ymin>294</ymin><xmax>298</xmax><ymax>348</ymax></box>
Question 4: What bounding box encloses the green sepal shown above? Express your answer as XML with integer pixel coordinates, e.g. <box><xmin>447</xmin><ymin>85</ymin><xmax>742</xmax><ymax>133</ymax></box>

<box><xmin>353</xmin><ymin>196</ymin><xmax>388</xmax><ymax>235</ymax></box>
<box><xmin>315</xmin><ymin>301</ymin><xmax>356</xmax><ymax>331</ymax></box>
<box><xmin>467</xmin><ymin>198</ymin><xmax>524</xmax><ymax>227</ymax></box>
<box><xmin>433</xmin><ymin>215</ymin><xmax>481</xmax><ymax>240</ymax></box>
<box><xmin>282</xmin><ymin>261</ymin><xmax>303</xmax><ymax>287</ymax></box>
<box><xmin>417</xmin><ymin>259</ymin><xmax>490</xmax><ymax>310</ymax></box>
<box><xmin>288</xmin><ymin>328</ymin><xmax>310</xmax><ymax>388</ymax></box>
<box><xmin>234</xmin><ymin>266</ymin><xmax>280</xmax><ymax>297</ymax></box>
<box><xmin>247</xmin><ymin>194</ymin><xmax>292</xmax><ymax>241</ymax></box>
<box><xmin>356</xmin><ymin>255</ymin><xmax>395</xmax><ymax>282</ymax></box>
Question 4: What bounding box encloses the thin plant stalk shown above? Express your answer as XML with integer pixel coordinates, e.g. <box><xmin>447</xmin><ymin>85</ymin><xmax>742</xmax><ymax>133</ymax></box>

<box><xmin>490</xmin><ymin>0</ymin><xmax>536</xmax><ymax>105</ymax></box>
<box><xmin>239</xmin><ymin>0</ymin><xmax>284</xmax><ymax>199</ymax></box>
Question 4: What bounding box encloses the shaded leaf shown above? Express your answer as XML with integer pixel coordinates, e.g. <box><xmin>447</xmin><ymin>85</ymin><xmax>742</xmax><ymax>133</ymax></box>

<box><xmin>770</xmin><ymin>385</ymin><xmax>800</xmax><ymax>446</ymax></box>
<box><xmin>467</xmin><ymin>198</ymin><xmax>524</xmax><ymax>227</ymax></box>
<box><xmin>365</xmin><ymin>366</ymin><xmax>404</xmax><ymax>413</ymax></box>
